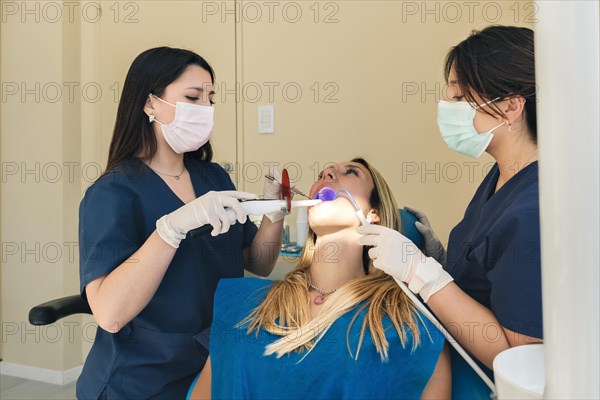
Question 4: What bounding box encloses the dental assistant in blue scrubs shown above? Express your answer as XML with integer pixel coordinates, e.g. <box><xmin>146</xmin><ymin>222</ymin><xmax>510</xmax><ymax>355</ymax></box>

<box><xmin>358</xmin><ymin>25</ymin><xmax>543</xmax><ymax>379</ymax></box>
<box><xmin>76</xmin><ymin>47</ymin><xmax>284</xmax><ymax>399</ymax></box>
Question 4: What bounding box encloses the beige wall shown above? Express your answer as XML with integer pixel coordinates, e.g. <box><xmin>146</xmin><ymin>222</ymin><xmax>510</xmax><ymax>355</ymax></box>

<box><xmin>1</xmin><ymin>1</ymin><xmax>83</xmax><ymax>370</ymax></box>
<box><xmin>1</xmin><ymin>0</ymin><xmax>533</xmax><ymax>373</ymax></box>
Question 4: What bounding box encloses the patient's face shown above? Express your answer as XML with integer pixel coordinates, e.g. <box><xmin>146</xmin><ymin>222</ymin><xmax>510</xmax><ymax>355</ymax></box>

<box><xmin>308</xmin><ymin>161</ymin><xmax>375</xmax><ymax>233</ymax></box>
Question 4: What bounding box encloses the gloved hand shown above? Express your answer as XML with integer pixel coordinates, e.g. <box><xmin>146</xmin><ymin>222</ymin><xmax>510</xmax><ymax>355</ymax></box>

<box><xmin>356</xmin><ymin>224</ymin><xmax>453</xmax><ymax>302</ymax></box>
<box><xmin>262</xmin><ymin>166</ymin><xmax>293</xmax><ymax>223</ymax></box>
<box><xmin>156</xmin><ymin>190</ymin><xmax>257</xmax><ymax>248</ymax></box>
<box><xmin>404</xmin><ymin>205</ymin><xmax>447</xmax><ymax>267</ymax></box>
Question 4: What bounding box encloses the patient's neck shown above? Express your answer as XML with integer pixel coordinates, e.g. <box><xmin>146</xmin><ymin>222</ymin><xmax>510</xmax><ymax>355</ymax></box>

<box><xmin>309</xmin><ymin>228</ymin><xmax>366</xmax><ymax>292</ymax></box>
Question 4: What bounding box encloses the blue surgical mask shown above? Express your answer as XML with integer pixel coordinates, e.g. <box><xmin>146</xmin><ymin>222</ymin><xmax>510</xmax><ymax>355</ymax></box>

<box><xmin>437</xmin><ymin>98</ymin><xmax>505</xmax><ymax>158</ymax></box>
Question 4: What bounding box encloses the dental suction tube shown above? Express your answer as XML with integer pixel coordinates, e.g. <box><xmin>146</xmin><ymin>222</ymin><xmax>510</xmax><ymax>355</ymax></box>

<box><xmin>314</xmin><ymin>187</ymin><xmax>369</xmax><ymax>226</ymax></box>
<box><xmin>334</xmin><ymin>189</ymin><xmax>369</xmax><ymax>226</ymax></box>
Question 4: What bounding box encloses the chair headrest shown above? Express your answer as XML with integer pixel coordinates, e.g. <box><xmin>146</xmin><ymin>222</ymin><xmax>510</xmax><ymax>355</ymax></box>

<box><xmin>399</xmin><ymin>208</ymin><xmax>423</xmax><ymax>248</ymax></box>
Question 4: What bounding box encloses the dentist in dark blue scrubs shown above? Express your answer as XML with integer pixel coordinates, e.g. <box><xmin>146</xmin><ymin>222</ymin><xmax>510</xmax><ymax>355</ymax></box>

<box><xmin>358</xmin><ymin>25</ymin><xmax>543</xmax><ymax>392</ymax></box>
<box><xmin>76</xmin><ymin>47</ymin><xmax>285</xmax><ymax>399</ymax></box>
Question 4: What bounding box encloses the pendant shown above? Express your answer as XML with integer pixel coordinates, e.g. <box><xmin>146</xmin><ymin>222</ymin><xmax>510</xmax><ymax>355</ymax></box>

<box><xmin>314</xmin><ymin>295</ymin><xmax>325</xmax><ymax>305</ymax></box>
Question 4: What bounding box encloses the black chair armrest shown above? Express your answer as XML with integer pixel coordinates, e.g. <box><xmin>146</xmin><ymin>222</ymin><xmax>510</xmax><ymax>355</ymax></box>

<box><xmin>29</xmin><ymin>295</ymin><xmax>92</xmax><ymax>325</ymax></box>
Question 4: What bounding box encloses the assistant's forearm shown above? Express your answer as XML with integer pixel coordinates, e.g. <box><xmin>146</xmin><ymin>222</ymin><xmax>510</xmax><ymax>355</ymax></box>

<box><xmin>426</xmin><ymin>282</ymin><xmax>510</xmax><ymax>369</ymax></box>
<box><xmin>87</xmin><ymin>231</ymin><xmax>177</xmax><ymax>332</ymax></box>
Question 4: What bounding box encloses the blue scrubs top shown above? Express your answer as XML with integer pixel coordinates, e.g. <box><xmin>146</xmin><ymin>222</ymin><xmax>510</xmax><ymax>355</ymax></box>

<box><xmin>76</xmin><ymin>157</ymin><xmax>258</xmax><ymax>399</ymax></box>
<box><xmin>201</xmin><ymin>278</ymin><xmax>445</xmax><ymax>399</ymax></box>
<box><xmin>446</xmin><ymin>162</ymin><xmax>542</xmax><ymax>339</ymax></box>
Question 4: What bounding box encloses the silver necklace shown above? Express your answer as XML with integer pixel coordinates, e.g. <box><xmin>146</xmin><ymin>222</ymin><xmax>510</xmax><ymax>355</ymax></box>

<box><xmin>308</xmin><ymin>281</ymin><xmax>340</xmax><ymax>305</ymax></box>
<box><xmin>149</xmin><ymin>165</ymin><xmax>186</xmax><ymax>181</ymax></box>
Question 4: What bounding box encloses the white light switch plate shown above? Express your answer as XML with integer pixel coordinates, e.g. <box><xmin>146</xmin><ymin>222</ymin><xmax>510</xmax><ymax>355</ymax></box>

<box><xmin>258</xmin><ymin>105</ymin><xmax>274</xmax><ymax>134</ymax></box>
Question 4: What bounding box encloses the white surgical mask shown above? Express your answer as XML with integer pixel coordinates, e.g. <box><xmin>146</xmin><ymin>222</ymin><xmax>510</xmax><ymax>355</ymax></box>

<box><xmin>149</xmin><ymin>93</ymin><xmax>214</xmax><ymax>154</ymax></box>
<box><xmin>437</xmin><ymin>98</ymin><xmax>505</xmax><ymax>158</ymax></box>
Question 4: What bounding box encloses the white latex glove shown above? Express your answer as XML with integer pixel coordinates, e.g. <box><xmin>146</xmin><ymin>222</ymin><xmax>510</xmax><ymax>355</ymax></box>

<box><xmin>404</xmin><ymin>205</ymin><xmax>447</xmax><ymax>267</ymax></box>
<box><xmin>262</xmin><ymin>166</ymin><xmax>294</xmax><ymax>223</ymax></box>
<box><xmin>356</xmin><ymin>224</ymin><xmax>453</xmax><ymax>302</ymax></box>
<box><xmin>156</xmin><ymin>190</ymin><xmax>257</xmax><ymax>248</ymax></box>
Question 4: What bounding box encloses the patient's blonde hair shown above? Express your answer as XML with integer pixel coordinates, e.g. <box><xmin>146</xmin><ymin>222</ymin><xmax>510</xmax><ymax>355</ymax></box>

<box><xmin>240</xmin><ymin>158</ymin><xmax>423</xmax><ymax>362</ymax></box>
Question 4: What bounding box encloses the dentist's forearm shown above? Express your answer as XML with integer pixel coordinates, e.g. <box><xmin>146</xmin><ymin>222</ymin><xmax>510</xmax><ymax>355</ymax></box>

<box><xmin>244</xmin><ymin>216</ymin><xmax>283</xmax><ymax>277</ymax></box>
<box><xmin>85</xmin><ymin>231</ymin><xmax>177</xmax><ymax>333</ymax></box>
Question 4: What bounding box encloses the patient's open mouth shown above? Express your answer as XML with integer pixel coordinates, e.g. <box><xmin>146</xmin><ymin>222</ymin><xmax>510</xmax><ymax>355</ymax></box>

<box><xmin>313</xmin><ymin>187</ymin><xmax>336</xmax><ymax>201</ymax></box>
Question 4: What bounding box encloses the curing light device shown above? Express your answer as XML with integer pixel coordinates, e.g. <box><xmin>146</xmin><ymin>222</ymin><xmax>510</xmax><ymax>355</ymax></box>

<box><xmin>189</xmin><ymin>199</ymin><xmax>322</xmax><ymax>238</ymax></box>
<box><xmin>190</xmin><ymin>167</ymin><xmax>323</xmax><ymax>238</ymax></box>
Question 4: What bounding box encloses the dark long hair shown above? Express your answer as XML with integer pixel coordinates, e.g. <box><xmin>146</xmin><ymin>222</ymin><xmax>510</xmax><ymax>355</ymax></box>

<box><xmin>444</xmin><ymin>25</ymin><xmax>537</xmax><ymax>142</ymax></box>
<box><xmin>104</xmin><ymin>47</ymin><xmax>215</xmax><ymax>175</ymax></box>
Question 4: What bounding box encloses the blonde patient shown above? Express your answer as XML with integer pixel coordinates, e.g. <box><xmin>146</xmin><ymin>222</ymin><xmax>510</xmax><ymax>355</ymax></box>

<box><xmin>189</xmin><ymin>158</ymin><xmax>451</xmax><ymax>399</ymax></box>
